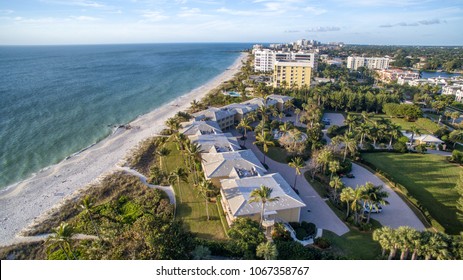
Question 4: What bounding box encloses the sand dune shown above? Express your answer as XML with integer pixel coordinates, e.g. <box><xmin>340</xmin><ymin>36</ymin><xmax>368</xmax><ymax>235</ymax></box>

<box><xmin>0</xmin><ymin>52</ymin><xmax>248</xmax><ymax>246</ymax></box>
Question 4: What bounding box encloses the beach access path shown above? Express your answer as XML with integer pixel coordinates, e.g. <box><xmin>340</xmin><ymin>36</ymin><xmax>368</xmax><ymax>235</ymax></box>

<box><xmin>0</xmin><ymin>53</ymin><xmax>248</xmax><ymax>247</ymax></box>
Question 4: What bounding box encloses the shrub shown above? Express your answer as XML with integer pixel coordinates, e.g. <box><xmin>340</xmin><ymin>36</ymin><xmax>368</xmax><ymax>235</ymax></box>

<box><xmin>300</xmin><ymin>221</ymin><xmax>316</xmax><ymax>236</ymax></box>
<box><xmin>295</xmin><ymin>228</ymin><xmax>308</xmax><ymax>240</ymax></box>
<box><xmin>326</xmin><ymin>125</ymin><xmax>339</xmax><ymax>138</ymax></box>
<box><xmin>415</xmin><ymin>144</ymin><xmax>427</xmax><ymax>154</ymax></box>
<box><xmin>274</xmin><ymin>241</ymin><xmax>322</xmax><ymax>260</ymax></box>
<box><xmin>271</xmin><ymin>223</ymin><xmax>292</xmax><ymax>242</ymax></box>
<box><xmin>314</xmin><ymin>237</ymin><xmax>331</xmax><ymax>249</ymax></box>
<box><xmin>393</xmin><ymin>142</ymin><xmax>408</xmax><ymax>153</ymax></box>
<box><xmin>338</xmin><ymin>159</ymin><xmax>352</xmax><ymax>174</ymax></box>
<box><xmin>451</xmin><ymin>150</ymin><xmax>463</xmax><ymax>164</ymax></box>
<box><xmin>361</xmin><ymin>142</ymin><xmax>375</xmax><ymax>151</ymax></box>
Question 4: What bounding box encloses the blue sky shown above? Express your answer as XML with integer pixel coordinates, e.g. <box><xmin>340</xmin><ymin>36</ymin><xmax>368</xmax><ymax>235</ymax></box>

<box><xmin>0</xmin><ymin>0</ymin><xmax>462</xmax><ymax>45</ymax></box>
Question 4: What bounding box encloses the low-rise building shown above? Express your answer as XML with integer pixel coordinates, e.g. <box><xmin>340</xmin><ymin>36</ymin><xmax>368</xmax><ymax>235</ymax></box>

<box><xmin>201</xmin><ymin>150</ymin><xmax>267</xmax><ymax>186</ymax></box>
<box><xmin>376</xmin><ymin>69</ymin><xmax>419</xmax><ymax>83</ymax></box>
<box><xmin>180</xmin><ymin>120</ymin><xmax>222</xmax><ymax>136</ymax></box>
<box><xmin>193</xmin><ymin>107</ymin><xmax>236</xmax><ymax>130</ymax></box>
<box><xmin>220</xmin><ymin>173</ymin><xmax>306</xmax><ymax>225</ymax></box>
<box><xmin>189</xmin><ymin>133</ymin><xmax>241</xmax><ymax>154</ymax></box>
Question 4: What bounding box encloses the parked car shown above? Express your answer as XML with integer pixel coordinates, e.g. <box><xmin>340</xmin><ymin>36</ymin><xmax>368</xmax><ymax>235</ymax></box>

<box><xmin>363</xmin><ymin>203</ymin><xmax>383</xmax><ymax>213</ymax></box>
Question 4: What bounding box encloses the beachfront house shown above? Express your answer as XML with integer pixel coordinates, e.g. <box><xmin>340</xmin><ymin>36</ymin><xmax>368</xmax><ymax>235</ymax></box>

<box><xmin>189</xmin><ymin>133</ymin><xmax>241</xmax><ymax>154</ymax></box>
<box><xmin>220</xmin><ymin>173</ymin><xmax>306</xmax><ymax>226</ymax></box>
<box><xmin>201</xmin><ymin>150</ymin><xmax>266</xmax><ymax>187</ymax></box>
<box><xmin>180</xmin><ymin>120</ymin><xmax>222</xmax><ymax>136</ymax></box>
<box><xmin>193</xmin><ymin>107</ymin><xmax>235</xmax><ymax>130</ymax></box>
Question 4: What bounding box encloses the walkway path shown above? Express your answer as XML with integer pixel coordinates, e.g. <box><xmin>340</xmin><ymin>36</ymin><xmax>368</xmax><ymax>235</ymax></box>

<box><xmin>116</xmin><ymin>166</ymin><xmax>176</xmax><ymax>205</ymax></box>
<box><xmin>342</xmin><ymin>163</ymin><xmax>426</xmax><ymax>230</ymax></box>
<box><xmin>239</xmin><ymin>131</ymin><xmax>349</xmax><ymax>236</ymax></box>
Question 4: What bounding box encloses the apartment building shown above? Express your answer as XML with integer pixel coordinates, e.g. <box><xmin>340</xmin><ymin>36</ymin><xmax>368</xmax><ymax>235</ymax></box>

<box><xmin>347</xmin><ymin>56</ymin><xmax>390</xmax><ymax>70</ymax></box>
<box><xmin>273</xmin><ymin>60</ymin><xmax>312</xmax><ymax>88</ymax></box>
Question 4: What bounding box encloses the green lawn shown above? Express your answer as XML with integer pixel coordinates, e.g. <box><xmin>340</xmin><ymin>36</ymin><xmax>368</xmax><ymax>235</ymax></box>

<box><xmin>324</xmin><ymin>230</ymin><xmax>382</xmax><ymax>260</ymax></box>
<box><xmin>362</xmin><ymin>152</ymin><xmax>463</xmax><ymax>234</ymax></box>
<box><xmin>164</xmin><ymin>142</ymin><xmax>227</xmax><ymax>240</ymax></box>
<box><xmin>258</xmin><ymin>146</ymin><xmax>289</xmax><ymax>163</ymax></box>
<box><xmin>351</xmin><ymin>113</ymin><xmax>440</xmax><ymax>134</ymax></box>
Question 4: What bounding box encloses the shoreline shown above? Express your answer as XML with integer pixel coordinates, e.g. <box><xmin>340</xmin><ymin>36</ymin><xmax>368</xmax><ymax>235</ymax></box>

<box><xmin>0</xmin><ymin>52</ymin><xmax>248</xmax><ymax>246</ymax></box>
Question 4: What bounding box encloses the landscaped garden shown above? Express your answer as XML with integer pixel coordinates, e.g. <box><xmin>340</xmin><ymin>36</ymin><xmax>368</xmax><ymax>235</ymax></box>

<box><xmin>362</xmin><ymin>152</ymin><xmax>463</xmax><ymax>234</ymax></box>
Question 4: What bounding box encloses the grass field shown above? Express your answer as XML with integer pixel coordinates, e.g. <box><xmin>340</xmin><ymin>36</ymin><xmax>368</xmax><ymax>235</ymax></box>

<box><xmin>324</xmin><ymin>230</ymin><xmax>382</xmax><ymax>260</ymax></box>
<box><xmin>164</xmin><ymin>142</ymin><xmax>227</xmax><ymax>240</ymax></box>
<box><xmin>351</xmin><ymin>113</ymin><xmax>440</xmax><ymax>134</ymax></box>
<box><xmin>362</xmin><ymin>152</ymin><xmax>463</xmax><ymax>234</ymax></box>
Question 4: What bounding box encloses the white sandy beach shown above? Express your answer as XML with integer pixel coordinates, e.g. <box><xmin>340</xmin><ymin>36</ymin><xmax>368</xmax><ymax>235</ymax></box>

<box><xmin>0</xmin><ymin>52</ymin><xmax>248</xmax><ymax>247</ymax></box>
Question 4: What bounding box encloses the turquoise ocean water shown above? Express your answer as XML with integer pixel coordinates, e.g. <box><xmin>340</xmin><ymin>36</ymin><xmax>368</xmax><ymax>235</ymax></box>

<box><xmin>0</xmin><ymin>43</ymin><xmax>250</xmax><ymax>189</ymax></box>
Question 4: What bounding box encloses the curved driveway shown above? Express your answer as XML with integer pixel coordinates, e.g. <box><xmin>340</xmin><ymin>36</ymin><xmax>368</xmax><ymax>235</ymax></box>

<box><xmin>342</xmin><ymin>163</ymin><xmax>426</xmax><ymax>230</ymax></box>
<box><xmin>240</xmin><ymin>131</ymin><xmax>349</xmax><ymax>236</ymax></box>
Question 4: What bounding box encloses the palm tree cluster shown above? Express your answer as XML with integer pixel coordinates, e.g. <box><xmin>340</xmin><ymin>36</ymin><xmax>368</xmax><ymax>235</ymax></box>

<box><xmin>339</xmin><ymin>182</ymin><xmax>389</xmax><ymax>225</ymax></box>
<box><xmin>373</xmin><ymin>226</ymin><xmax>463</xmax><ymax>260</ymax></box>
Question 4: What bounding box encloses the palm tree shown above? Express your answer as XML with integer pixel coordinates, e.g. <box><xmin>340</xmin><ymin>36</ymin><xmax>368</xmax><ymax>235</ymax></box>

<box><xmin>256</xmin><ymin>242</ymin><xmax>278</xmax><ymax>260</ymax></box>
<box><xmin>355</xmin><ymin>124</ymin><xmax>370</xmax><ymax>147</ymax></box>
<box><xmin>351</xmin><ymin>185</ymin><xmax>368</xmax><ymax>224</ymax></box>
<box><xmin>79</xmin><ymin>196</ymin><xmax>101</xmax><ymax>240</ymax></box>
<box><xmin>419</xmin><ymin>231</ymin><xmax>449</xmax><ymax>260</ymax></box>
<box><xmin>288</xmin><ymin>157</ymin><xmax>305</xmax><ymax>190</ymax></box>
<box><xmin>340</xmin><ymin>187</ymin><xmax>355</xmax><ymax>219</ymax></box>
<box><xmin>328</xmin><ymin>160</ymin><xmax>340</xmax><ymax>180</ymax></box>
<box><xmin>190</xmin><ymin>99</ymin><xmax>201</xmax><ymax>112</ymax></box>
<box><xmin>373</xmin><ymin>226</ymin><xmax>395</xmax><ymax>258</ymax></box>
<box><xmin>332</xmin><ymin>133</ymin><xmax>358</xmax><ymax>162</ymax></box>
<box><xmin>169</xmin><ymin>167</ymin><xmax>188</xmax><ymax>188</ymax></box>
<box><xmin>46</xmin><ymin>222</ymin><xmax>76</xmax><ymax>260</ymax></box>
<box><xmin>248</xmin><ymin>185</ymin><xmax>280</xmax><ymax>226</ymax></box>
<box><xmin>165</xmin><ymin>117</ymin><xmax>181</xmax><ymax>133</ymax></box>
<box><xmin>316</xmin><ymin>148</ymin><xmax>333</xmax><ymax>174</ymax></box>
<box><xmin>329</xmin><ymin>176</ymin><xmax>344</xmax><ymax>202</ymax></box>
<box><xmin>156</xmin><ymin>146</ymin><xmax>171</xmax><ymax>171</ymax></box>
<box><xmin>409</xmin><ymin>125</ymin><xmax>420</xmax><ymax>148</ymax></box>
<box><xmin>387</xmin><ymin>123</ymin><xmax>402</xmax><ymax>149</ymax></box>
<box><xmin>196</xmin><ymin>179</ymin><xmax>215</xmax><ymax>220</ymax></box>
<box><xmin>449</xmin><ymin>130</ymin><xmax>463</xmax><ymax>148</ymax></box>
<box><xmin>344</xmin><ymin>114</ymin><xmax>358</xmax><ymax>134</ymax></box>
<box><xmin>236</xmin><ymin>117</ymin><xmax>252</xmax><ymax>145</ymax></box>
<box><xmin>294</xmin><ymin>108</ymin><xmax>301</xmax><ymax>125</ymax></box>
<box><xmin>363</xmin><ymin>183</ymin><xmax>389</xmax><ymax>224</ymax></box>
<box><xmin>186</xmin><ymin>142</ymin><xmax>202</xmax><ymax>184</ymax></box>
<box><xmin>396</xmin><ymin>226</ymin><xmax>419</xmax><ymax>260</ymax></box>
<box><xmin>254</xmin><ymin>131</ymin><xmax>275</xmax><ymax>165</ymax></box>
<box><xmin>279</xmin><ymin>122</ymin><xmax>293</xmax><ymax>135</ymax></box>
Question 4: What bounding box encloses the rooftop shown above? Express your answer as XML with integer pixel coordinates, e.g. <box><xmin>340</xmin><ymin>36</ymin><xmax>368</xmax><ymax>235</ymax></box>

<box><xmin>201</xmin><ymin>150</ymin><xmax>266</xmax><ymax>180</ymax></box>
<box><xmin>221</xmin><ymin>173</ymin><xmax>306</xmax><ymax>217</ymax></box>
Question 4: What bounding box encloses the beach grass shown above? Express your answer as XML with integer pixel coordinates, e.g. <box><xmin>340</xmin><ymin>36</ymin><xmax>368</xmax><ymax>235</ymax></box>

<box><xmin>362</xmin><ymin>152</ymin><xmax>463</xmax><ymax>234</ymax></box>
<box><xmin>164</xmin><ymin>142</ymin><xmax>227</xmax><ymax>240</ymax></box>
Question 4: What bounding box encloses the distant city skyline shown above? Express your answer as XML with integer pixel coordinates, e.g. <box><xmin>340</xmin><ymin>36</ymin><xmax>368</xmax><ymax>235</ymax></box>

<box><xmin>0</xmin><ymin>0</ymin><xmax>462</xmax><ymax>45</ymax></box>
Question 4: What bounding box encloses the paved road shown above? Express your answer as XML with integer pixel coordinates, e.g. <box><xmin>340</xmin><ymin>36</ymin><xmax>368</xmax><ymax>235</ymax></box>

<box><xmin>341</xmin><ymin>163</ymin><xmax>426</xmax><ymax>231</ymax></box>
<box><xmin>322</xmin><ymin>113</ymin><xmax>345</xmax><ymax>144</ymax></box>
<box><xmin>237</xmin><ymin>130</ymin><xmax>349</xmax><ymax>236</ymax></box>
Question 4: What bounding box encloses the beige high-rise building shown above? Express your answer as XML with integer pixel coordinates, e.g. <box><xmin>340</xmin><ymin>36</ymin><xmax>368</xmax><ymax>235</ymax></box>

<box><xmin>273</xmin><ymin>60</ymin><xmax>312</xmax><ymax>88</ymax></box>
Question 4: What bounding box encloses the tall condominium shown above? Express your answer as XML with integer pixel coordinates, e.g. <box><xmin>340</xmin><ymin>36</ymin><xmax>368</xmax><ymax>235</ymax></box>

<box><xmin>347</xmin><ymin>56</ymin><xmax>390</xmax><ymax>70</ymax></box>
<box><xmin>254</xmin><ymin>49</ymin><xmax>317</xmax><ymax>72</ymax></box>
<box><xmin>273</xmin><ymin>60</ymin><xmax>312</xmax><ymax>88</ymax></box>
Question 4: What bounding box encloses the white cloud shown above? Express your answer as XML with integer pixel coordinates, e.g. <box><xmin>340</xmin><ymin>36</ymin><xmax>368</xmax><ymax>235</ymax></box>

<box><xmin>306</xmin><ymin>26</ymin><xmax>340</xmax><ymax>32</ymax></box>
<box><xmin>0</xmin><ymin>9</ymin><xmax>14</xmax><ymax>15</ymax></box>
<box><xmin>303</xmin><ymin>6</ymin><xmax>326</xmax><ymax>15</ymax></box>
<box><xmin>140</xmin><ymin>10</ymin><xmax>169</xmax><ymax>22</ymax></box>
<box><xmin>42</xmin><ymin>0</ymin><xmax>107</xmax><ymax>8</ymax></box>
<box><xmin>70</xmin><ymin>15</ymin><xmax>102</xmax><ymax>21</ymax></box>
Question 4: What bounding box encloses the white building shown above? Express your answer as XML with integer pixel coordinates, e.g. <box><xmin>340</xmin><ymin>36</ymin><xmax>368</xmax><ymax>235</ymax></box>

<box><xmin>254</xmin><ymin>49</ymin><xmax>317</xmax><ymax>72</ymax></box>
<box><xmin>347</xmin><ymin>56</ymin><xmax>390</xmax><ymax>70</ymax></box>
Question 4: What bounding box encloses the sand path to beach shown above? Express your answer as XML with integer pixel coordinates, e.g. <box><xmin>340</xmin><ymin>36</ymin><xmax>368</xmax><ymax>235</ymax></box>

<box><xmin>0</xmin><ymin>53</ymin><xmax>248</xmax><ymax>247</ymax></box>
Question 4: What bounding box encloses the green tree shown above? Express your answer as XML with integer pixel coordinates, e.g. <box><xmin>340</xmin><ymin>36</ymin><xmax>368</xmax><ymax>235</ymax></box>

<box><xmin>332</xmin><ymin>133</ymin><xmax>358</xmax><ymax>162</ymax></box>
<box><xmin>254</xmin><ymin>131</ymin><xmax>275</xmax><ymax>165</ymax></box>
<box><xmin>449</xmin><ymin>130</ymin><xmax>463</xmax><ymax>148</ymax></box>
<box><xmin>329</xmin><ymin>176</ymin><xmax>344</xmax><ymax>202</ymax></box>
<box><xmin>169</xmin><ymin>167</ymin><xmax>188</xmax><ymax>190</ymax></box>
<box><xmin>288</xmin><ymin>157</ymin><xmax>305</xmax><ymax>190</ymax></box>
<box><xmin>256</xmin><ymin>242</ymin><xmax>278</xmax><ymax>260</ymax></box>
<box><xmin>396</xmin><ymin>226</ymin><xmax>420</xmax><ymax>260</ymax></box>
<box><xmin>191</xmin><ymin>245</ymin><xmax>211</xmax><ymax>260</ymax></box>
<box><xmin>46</xmin><ymin>222</ymin><xmax>77</xmax><ymax>260</ymax></box>
<box><xmin>248</xmin><ymin>185</ymin><xmax>280</xmax><ymax>226</ymax></box>
<box><xmin>362</xmin><ymin>183</ymin><xmax>389</xmax><ymax>224</ymax></box>
<box><xmin>228</xmin><ymin>218</ymin><xmax>266</xmax><ymax>259</ymax></box>
<box><xmin>328</xmin><ymin>160</ymin><xmax>340</xmax><ymax>180</ymax></box>
<box><xmin>373</xmin><ymin>226</ymin><xmax>395</xmax><ymax>258</ymax></box>
<box><xmin>340</xmin><ymin>187</ymin><xmax>355</xmax><ymax>219</ymax></box>
<box><xmin>236</xmin><ymin>117</ymin><xmax>253</xmax><ymax>145</ymax></box>
<box><xmin>451</xmin><ymin>111</ymin><xmax>460</xmax><ymax>125</ymax></box>
<box><xmin>79</xmin><ymin>195</ymin><xmax>101</xmax><ymax>240</ymax></box>
<box><xmin>156</xmin><ymin>146</ymin><xmax>171</xmax><ymax>171</ymax></box>
<box><xmin>196</xmin><ymin>179</ymin><xmax>215</xmax><ymax>220</ymax></box>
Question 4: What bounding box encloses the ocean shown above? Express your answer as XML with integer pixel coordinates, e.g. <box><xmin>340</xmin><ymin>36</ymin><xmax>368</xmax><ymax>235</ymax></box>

<box><xmin>0</xmin><ymin>43</ymin><xmax>250</xmax><ymax>189</ymax></box>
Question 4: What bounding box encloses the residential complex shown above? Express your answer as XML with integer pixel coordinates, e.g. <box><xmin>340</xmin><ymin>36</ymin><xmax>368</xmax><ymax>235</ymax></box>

<box><xmin>182</xmin><ymin>94</ymin><xmax>305</xmax><ymax>226</ymax></box>
<box><xmin>347</xmin><ymin>56</ymin><xmax>390</xmax><ymax>70</ymax></box>
<box><xmin>376</xmin><ymin>68</ymin><xmax>419</xmax><ymax>83</ymax></box>
<box><xmin>273</xmin><ymin>60</ymin><xmax>312</xmax><ymax>88</ymax></box>
<box><xmin>253</xmin><ymin>48</ymin><xmax>318</xmax><ymax>72</ymax></box>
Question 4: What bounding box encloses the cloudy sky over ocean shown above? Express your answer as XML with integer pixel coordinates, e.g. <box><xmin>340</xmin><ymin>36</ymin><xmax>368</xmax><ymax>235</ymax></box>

<box><xmin>0</xmin><ymin>0</ymin><xmax>462</xmax><ymax>45</ymax></box>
